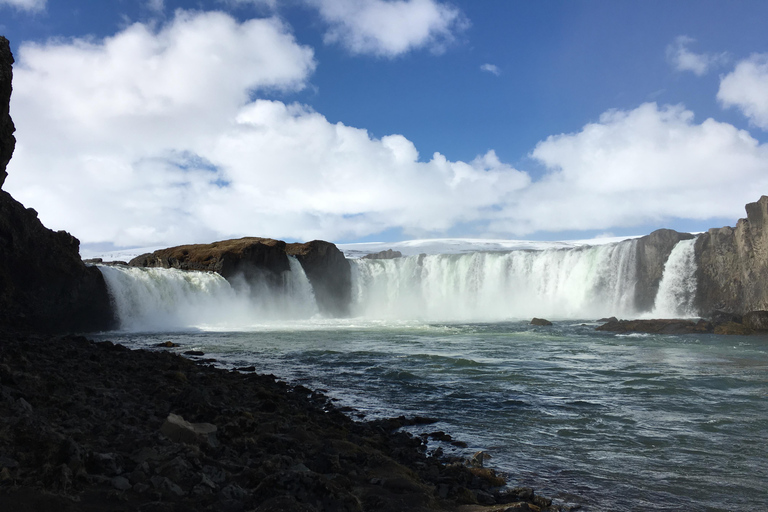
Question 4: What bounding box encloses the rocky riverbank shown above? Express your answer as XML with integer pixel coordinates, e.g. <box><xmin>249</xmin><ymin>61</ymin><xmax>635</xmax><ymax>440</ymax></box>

<box><xmin>0</xmin><ymin>330</ymin><xmax>565</xmax><ymax>512</ymax></box>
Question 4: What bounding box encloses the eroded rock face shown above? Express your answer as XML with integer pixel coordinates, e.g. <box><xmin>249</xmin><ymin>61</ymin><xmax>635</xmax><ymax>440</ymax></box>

<box><xmin>634</xmin><ymin>229</ymin><xmax>695</xmax><ymax>312</ymax></box>
<box><xmin>129</xmin><ymin>237</ymin><xmax>291</xmax><ymax>288</ymax></box>
<box><xmin>0</xmin><ymin>37</ymin><xmax>14</xmax><ymax>188</ymax></box>
<box><xmin>286</xmin><ymin>240</ymin><xmax>351</xmax><ymax>317</ymax></box>
<box><xmin>0</xmin><ymin>37</ymin><xmax>114</xmax><ymax>332</ymax></box>
<box><xmin>130</xmin><ymin>237</ymin><xmax>352</xmax><ymax>317</ymax></box>
<box><xmin>695</xmin><ymin>196</ymin><xmax>768</xmax><ymax>315</ymax></box>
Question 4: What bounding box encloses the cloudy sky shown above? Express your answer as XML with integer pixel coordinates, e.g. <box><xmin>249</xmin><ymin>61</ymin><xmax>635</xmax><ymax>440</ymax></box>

<box><xmin>2</xmin><ymin>0</ymin><xmax>768</xmax><ymax>251</ymax></box>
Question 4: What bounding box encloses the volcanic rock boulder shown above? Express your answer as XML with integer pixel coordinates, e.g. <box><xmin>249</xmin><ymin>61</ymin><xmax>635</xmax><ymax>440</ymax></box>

<box><xmin>634</xmin><ymin>229</ymin><xmax>695</xmax><ymax>312</ymax></box>
<box><xmin>695</xmin><ymin>196</ymin><xmax>768</xmax><ymax>315</ymax></box>
<box><xmin>0</xmin><ymin>36</ymin><xmax>114</xmax><ymax>333</ymax></box>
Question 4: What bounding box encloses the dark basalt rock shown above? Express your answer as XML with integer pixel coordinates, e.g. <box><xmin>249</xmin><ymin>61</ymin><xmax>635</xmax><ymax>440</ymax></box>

<box><xmin>130</xmin><ymin>237</ymin><xmax>291</xmax><ymax>289</ymax></box>
<box><xmin>531</xmin><ymin>318</ymin><xmax>553</xmax><ymax>326</ymax></box>
<box><xmin>0</xmin><ymin>332</ymin><xmax>564</xmax><ymax>511</ymax></box>
<box><xmin>634</xmin><ymin>229</ymin><xmax>695</xmax><ymax>312</ymax></box>
<box><xmin>0</xmin><ymin>37</ymin><xmax>114</xmax><ymax>333</ymax></box>
<box><xmin>0</xmin><ymin>37</ymin><xmax>13</xmax><ymax>188</ymax></box>
<box><xmin>286</xmin><ymin>240</ymin><xmax>351</xmax><ymax>317</ymax></box>
<box><xmin>596</xmin><ymin>318</ymin><xmax>713</xmax><ymax>335</ymax></box>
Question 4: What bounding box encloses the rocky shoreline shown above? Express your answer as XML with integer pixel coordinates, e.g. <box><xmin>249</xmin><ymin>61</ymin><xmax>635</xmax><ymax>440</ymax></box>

<box><xmin>0</xmin><ymin>330</ymin><xmax>566</xmax><ymax>512</ymax></box>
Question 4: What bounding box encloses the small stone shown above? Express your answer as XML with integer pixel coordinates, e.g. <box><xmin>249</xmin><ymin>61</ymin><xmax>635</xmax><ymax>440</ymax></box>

<box><xmin>112</xmin><ymin>476</ymin><xmax>132</xmax><ymax>490</ymax></box>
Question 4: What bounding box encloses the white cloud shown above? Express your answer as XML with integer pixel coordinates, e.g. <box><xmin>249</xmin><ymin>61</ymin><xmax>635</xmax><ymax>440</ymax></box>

<box><xmin>494</xmin><ymin>102</ymin><xmax>768</xmax><ymax>235</ymax></box>
<box><xmin>307</xmin><ymin>0</ymin><xmax>467</xmax><ymax>57</ymax></box>
<box><xmin>666</xmin><ymin>36</ymin><xmax>728</xmax><ymax>76</ymax></box>
<box><xmin>480</xmin><ymin>63</ymin><xmax>500</xmax><ymax>76</ymax></box>
<box><xmin>718</xmin><ymin>53</ymin><xmax>768</xmax><ymax>130</ymax></box>
<box><xmin>7</xmin><ymin>11</ymin><xmax>768</xmax><ymax>248</ymax></box>
<box><xmin>0</xmin><ymin>0</ymin><xmax>45</xmax><ymax>12</ymax></box>
<box><xmin>6</xmin><ymin>9</ymin><xmax>528</xmax><ymax>246</ymax></box>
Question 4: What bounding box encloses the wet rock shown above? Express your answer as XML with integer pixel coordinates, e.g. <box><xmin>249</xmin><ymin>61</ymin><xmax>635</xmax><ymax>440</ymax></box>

<box><xmin>530</xmin><ymin>318</ymin><xmax>553</xmax><ymax>326</ymax></box>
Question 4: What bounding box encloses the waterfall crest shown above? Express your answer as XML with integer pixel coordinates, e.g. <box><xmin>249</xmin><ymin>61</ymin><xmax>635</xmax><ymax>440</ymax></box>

<box><xmin>650</xmin><ymin>238</ymin><xmax>698</xmax><ymax>318</ymax></box>
<box><xmin>350</xmin><ymin>240</ymin><xmax>639</xmax><ymax>321</ymax></box>
<box><xmin>98</xmin><ymin>256</ymin><xmax>317</xmax><ymax>331</ymax></box>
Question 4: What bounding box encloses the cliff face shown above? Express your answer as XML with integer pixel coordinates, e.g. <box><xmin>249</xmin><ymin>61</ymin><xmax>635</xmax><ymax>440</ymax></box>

<box><xmin>0</xmin><ymin>37</ymin><xmax>14</xmax><ymax>188</ymax></box>
<box><xmin>634</xmin><ymin>229</ymin><xmax>695</xmax><ymax>312</ymax></box>
<box><xmin>130</xmin><ymin>237</ymin><xmax>352</xmax><ymax>317</ymax></box>
<box><xmin>695</xmin><ymin>196</ymin><xmax>768</xmax><ymax>315</ymax></box>
<box><xmin>286</xmin><ymin>240</ymin><xmax>351</xmax><ymax>317</ymax></box>
<box><xmin>0</xmin><ymin>36</ymin><xmax>115</xmax><ymax>332</ymax></box>
<box><xmin>129</xmin><ymin>237</ymin><xmax>291</xmax><ymax>285</ymax></box>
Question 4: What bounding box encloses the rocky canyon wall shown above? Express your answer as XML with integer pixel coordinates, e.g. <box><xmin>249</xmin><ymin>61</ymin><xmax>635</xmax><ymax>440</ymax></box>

<box><xmin>694</xmin><ymin>196</ymin><xmax>768</xmax><ymax>315</ymax></box>
<box><xmin>0</xmin><ymin>36</ymin><xmax>115</xmax><ymax>332</ymax></box>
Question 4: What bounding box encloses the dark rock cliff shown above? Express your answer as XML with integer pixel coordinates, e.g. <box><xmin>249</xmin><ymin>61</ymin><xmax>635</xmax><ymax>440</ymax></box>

<box><xmin>0</xmin><ymin>37</ymin><xmax>13</xmax><ymax>188</ymax></box>
<box><xmin>695</xmin><ymin>196</ymin><xmax>768</xmax><ymax>315</ymax></box>
<box><xmin>286</xmin><ymin>240</ymin><xmax>351</xmax><ymax>316</ymax></box>
<box><xmin>130</xmin><ymin>237</ymin><xmax>352</xmax><ymax>317</ymax></box>
<box><xmin>129</xmin><ymin>237</ymin><xmax>291</xmax><ymax>286</ymax></box>
<box><xmin>0</xmin><ymin>36</ymin><xmax>115</xmax><ymax>332</ymax></box>
<box><xmin>634</xmin><ymin>229</ymin><xmax>695</xmax><ymax>312</ymax></box>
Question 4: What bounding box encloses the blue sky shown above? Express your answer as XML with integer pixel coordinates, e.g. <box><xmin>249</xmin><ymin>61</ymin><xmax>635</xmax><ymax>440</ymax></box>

<box><xmin>2</xmin><ymin>0</ymin><xmax>768</xmax><ymax>250</ymax></box>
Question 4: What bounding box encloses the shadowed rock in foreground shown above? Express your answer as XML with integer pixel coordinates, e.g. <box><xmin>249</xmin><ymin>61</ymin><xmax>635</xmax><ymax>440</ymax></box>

<box><xmin>0</xmin><ymin>36</ymin><xmax>114</xmax><ymax>333</ymax></box>
<box><xmin>0</xmin><ymin>332</ymin><xmax>565</xmax><ymax>511</ymax></box>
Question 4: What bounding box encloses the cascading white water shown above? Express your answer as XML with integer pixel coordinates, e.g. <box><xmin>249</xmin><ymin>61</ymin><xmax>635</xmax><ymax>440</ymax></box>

<box><xmin>350</xmin><ymin>240</ymin><xmax>639</xmax><ymax>321</ymax></box>
<box><xmin>650</xmin><ymin>238</ymin><xmax>699</xmax><ymax>318</ymax></box>
<box><xmin>97</xmin><ymin>256</ymin><xmax>318</xmax><ymax>331</ymax></box>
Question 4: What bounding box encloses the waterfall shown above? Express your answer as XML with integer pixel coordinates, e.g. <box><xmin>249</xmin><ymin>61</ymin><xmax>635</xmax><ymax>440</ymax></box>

<box><xmin>350</xmin><ymin>240</ymin><xmax>639</xmax><ymax>321</ymax></box>
<box><xmin>650</xmin><ymin>238</ymin><xmax>698</xmax><ymax>318</ymax></box>
<box><xmin>97</xmin><ymin>256</ymin><xmax>318</xmax><ymax>331</ymax></box>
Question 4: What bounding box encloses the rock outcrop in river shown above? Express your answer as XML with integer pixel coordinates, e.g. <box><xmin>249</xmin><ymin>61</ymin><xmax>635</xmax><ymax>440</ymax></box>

<box><xmin>130</xmin><ymin>237</ymin><xmax>351</xmax><ymax>316</ymax></box>
<box><xmin>0</xmin><ymin>36</ymin><xmax>114</xmax><ymax>333</ymax></box>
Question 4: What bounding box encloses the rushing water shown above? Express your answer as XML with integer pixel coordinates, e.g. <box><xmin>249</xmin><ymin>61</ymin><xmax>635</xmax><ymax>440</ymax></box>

<box><xmin>94</xmin><ymin>322</ymin><xmax>768</xmax><ymax>512</ymax></box>
<box><xmin>91</xmin><ymin>238</ymin><xmax>768</xmax><ymax>510</ymax></box>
